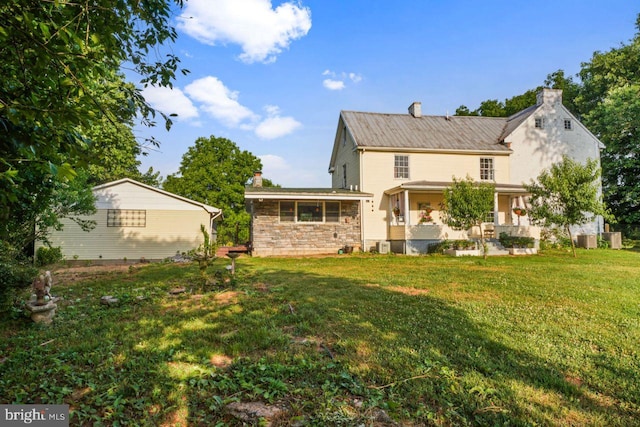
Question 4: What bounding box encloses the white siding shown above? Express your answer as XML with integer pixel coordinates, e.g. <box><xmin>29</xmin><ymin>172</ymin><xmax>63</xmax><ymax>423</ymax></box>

<box><xmin>37</xmin><ymin>209</ymin><xmax>210</xmax><ymax>261</ymax></box>
<box><xmin>95</xmin><ymin>181</ymin><xmax>204</xmax><ymax>210</ymax></box>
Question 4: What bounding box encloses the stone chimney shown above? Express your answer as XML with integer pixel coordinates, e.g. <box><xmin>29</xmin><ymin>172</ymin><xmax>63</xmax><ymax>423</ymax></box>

<box><xmin>408</xmin><ymin>102</ymin><xmax>422</xmax><ymax>118</ymax></box>
<box><xmin>252</xmin><ymin>170</ymin><xmax>263</xmax><ymax>188</ymax></box>
<box><xmin>536</xmin><ymin>88</ymin><xmax>563</xmax><ymax>106</ymax></box>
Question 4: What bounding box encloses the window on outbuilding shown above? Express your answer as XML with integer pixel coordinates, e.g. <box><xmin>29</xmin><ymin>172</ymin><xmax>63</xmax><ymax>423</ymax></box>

<box><xmin>278</xmin><ymin>201</ymin><xmax>341</xmax><ymax>223</ymax></box>
<box><xmin>279</xmin><ymin>201</ymin><xmax>295</xmax><ymax>222</ymax></box>
<box><xmin>107</xmin><ymin>209</ymin><xmax>146</xmax><ymax>227</ymax></box>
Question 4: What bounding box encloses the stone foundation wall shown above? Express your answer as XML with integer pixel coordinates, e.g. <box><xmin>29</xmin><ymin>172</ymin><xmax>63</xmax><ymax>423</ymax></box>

<box><xmin>250</xmin><ymin>200</ymin><xmax>361</xmax><ymax>256</ymax></box>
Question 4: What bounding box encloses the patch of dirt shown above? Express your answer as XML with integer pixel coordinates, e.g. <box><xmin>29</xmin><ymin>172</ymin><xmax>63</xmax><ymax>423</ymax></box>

<box><xmin>214</xmin><ymin>291</ymin><xmax>241</xmax><ymax>305</ymax></box>
<box><xmin>50</xmin><ymin>264</ymin><xmax>141</xmax><ymax>285</ymax></box>
<box><xmin>210</xmin><ymin>354</ymin><xmax>233</xmax><ymax>368</ymax></box>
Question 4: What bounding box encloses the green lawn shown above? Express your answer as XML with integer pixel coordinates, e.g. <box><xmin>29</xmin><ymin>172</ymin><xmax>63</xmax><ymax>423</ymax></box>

<box><xmin>1</xmin><ymin>249</ymin><xmax>639</xmax><ymax>426</ymax></box>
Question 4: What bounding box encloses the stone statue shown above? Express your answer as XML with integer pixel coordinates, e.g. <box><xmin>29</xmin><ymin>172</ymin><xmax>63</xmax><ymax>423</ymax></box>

<box><xmin>32</xmin><ymin>271</ymin><xmax>53</xmax><ymax>306</ymax></box>
<box><xmin>27</xmin><ymin>271</ymin><xmax>58</xmax><ymax>324</ymax></box>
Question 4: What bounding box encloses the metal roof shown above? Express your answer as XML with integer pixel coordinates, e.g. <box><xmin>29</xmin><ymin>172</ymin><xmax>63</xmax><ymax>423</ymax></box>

<box><xmin>245</xmin><ymin>186</ymin><xmax>373</xmax><ymax>200</ymax></box>
<box><xmin>340</xmin><ymin>110</ymin><xmax>533</xmax><ymax>152</ymax></box>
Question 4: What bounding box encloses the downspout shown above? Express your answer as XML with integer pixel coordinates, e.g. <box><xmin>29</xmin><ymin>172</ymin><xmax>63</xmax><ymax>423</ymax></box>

<box><xmin>209</xmin><ymin>209</ymin><xmax>223</xmax><ymax>244</ymax></box>
<box><xmin>359</xmin><ymin>149</ymin><xmax>366</xmax><ymax>251</ymax></box>
<box><xmin>404</xmin><ymin>189</ymin><xmax>410</xmax><ymax>254</ymax></box>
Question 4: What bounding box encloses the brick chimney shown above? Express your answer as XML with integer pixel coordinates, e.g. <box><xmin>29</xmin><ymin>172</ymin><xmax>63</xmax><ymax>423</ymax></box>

<box><xmin>252</xmin><ymin>170</ymin><xmax>263</xmax><ymax>188</ymax></box>
<box><xmin>408</xmin><ymin>102</ymin><xmax>422</xmax><ymax>118</ymax></box>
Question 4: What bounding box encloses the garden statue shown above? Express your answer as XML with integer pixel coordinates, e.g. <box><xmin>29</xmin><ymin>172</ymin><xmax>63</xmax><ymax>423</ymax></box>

<box><xmin>26</xmin><ymin>271</ymin><xmax>58</xmax><ymax>324</ymax></box>
<box><xmin>32</xmin><ymin>271</ymin><xmax>53</xmax><ymax>305</ymax></box>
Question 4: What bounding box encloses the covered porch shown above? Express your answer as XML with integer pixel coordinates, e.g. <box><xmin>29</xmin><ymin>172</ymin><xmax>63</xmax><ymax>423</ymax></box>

<box><xmin>385</xmin><ymin>181</ymin><xmax>541</xmax><ymax>254</ymax></box>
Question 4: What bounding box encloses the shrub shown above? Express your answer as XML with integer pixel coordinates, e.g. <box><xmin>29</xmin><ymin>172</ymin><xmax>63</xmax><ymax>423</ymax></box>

<box><xmin>499</xmin><ymin>233</ymin><xmax>535</xmax><ymax>249</ymax></box>
<box><xmin>35</xmin><ymin>246</ymin><xmax>63</xmax><ymax>267</ymax></box>
<box><xmin>0</xmin><ymin>241</ymin><xmax>37</xmax><ymax>312</ymax></box>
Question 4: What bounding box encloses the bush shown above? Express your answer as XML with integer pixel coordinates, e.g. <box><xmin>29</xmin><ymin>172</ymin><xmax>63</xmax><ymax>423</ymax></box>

<box><xmin>35</xmin><ymin>246</ymin><xmax>63</xmax><ymax>267</ymax></box>
<box><xmin>428</xmin><ymin>240</ymin><xmax>477</xmax><ymax>253</ymax></box>
<box><xmin>0</xmin><ymin>241</ymin><xmax>37</xmax><ymax>312</ymax></box>
<box><xmin>499</xmin><ymin>233</ymin><xmax>535</xmax><ymax>249</ymax></box>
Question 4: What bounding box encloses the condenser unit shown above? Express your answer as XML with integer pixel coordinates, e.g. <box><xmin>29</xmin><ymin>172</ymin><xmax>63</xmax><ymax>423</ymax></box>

<box><xmin>376</xmin><ymin>241</ymin><xmax>390</xmax><ymax>254</ymax></box>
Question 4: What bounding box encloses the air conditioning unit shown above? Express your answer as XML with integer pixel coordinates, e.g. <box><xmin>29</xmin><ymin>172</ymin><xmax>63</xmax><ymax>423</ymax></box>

<box><xmin>376</xmin><ymin>241</ymin><xmax>390</xmax><ymax>254</ymax></box>
<box><xmin>577</xmin><ymin>234</ymin><xmax>597</xmax><ymax>249</ymax></box>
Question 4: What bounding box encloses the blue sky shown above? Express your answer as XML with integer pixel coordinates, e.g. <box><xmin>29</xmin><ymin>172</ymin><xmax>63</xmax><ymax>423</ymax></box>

<box><xmin>138</xmin><ymin>0</ymin><xmax>639</xmax><ymax>188</ymax></box>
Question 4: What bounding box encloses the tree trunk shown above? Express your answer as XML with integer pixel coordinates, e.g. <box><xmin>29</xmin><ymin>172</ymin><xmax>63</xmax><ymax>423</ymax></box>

<box><xmin>479</xmin><ymin>222</ymin><xmax>487</xmax><ymax>260</ymax></box>
<box><xmin>566</xmin><ymin>225</ymin><xmax>576</xmax><ymax>257</ymax></box>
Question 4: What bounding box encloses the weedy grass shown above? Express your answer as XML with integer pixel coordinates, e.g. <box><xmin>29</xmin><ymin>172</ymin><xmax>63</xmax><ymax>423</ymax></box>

<box><xmin>0</xmin><ymin>249</ymin><xmax>639</xmax><ymax>426</ymax></box>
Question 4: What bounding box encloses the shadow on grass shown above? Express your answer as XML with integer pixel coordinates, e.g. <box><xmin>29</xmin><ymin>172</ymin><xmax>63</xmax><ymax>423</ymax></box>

<box><xmin>0</xmin><ymin>261</ymin><xmax>635</xmax><ymax>425</ymax></box>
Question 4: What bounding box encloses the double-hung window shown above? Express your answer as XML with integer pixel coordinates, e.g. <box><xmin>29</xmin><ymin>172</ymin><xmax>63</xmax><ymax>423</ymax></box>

<box><xmin>480</xmin><ymin>158</ymin><xmax>494</xmax><ymax>181</ymax></box>
<box><xmin>394</xmin><ymin>155</ymin><xmax>409</xmax><ymax>179</ymax></box>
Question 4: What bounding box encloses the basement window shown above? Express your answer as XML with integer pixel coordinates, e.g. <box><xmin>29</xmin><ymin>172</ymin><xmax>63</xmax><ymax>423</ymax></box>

<box><xmin>107</xmin><ymin>209</ymin><xmax>146</xmax><ymax>227</ymax></box>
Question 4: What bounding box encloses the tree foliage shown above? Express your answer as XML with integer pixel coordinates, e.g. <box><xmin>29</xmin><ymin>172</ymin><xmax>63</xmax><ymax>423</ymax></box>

<box><xmin>454</xmin><ymin>70</ymin><xmax>580</xmax><ymax>117</ymax></box>
<box><xmin>163</xmin><ymin>136</ymin><xmax>269</xmax><ymax>245</ymax></box>
<box><xmin>0</xmin><ymin>0</ymin><xmax>184</xmax><ymax>303</ymax></box>
<box><xmin>577</xmin><ymin>16</ymin><xmax>640</xmax><ymax>229</ymax></box>
<box><xmin>441</xmin><ymin>176</ymin><xmax>495</xmax><ymax>259</ymax></box>
<box><xmin>1</xmin><ymin>0</ymin><xmax>184</xmax><ymax>236</ymax></box>
<box><xmin>525</xmin><ymin>156</ymin><xmax>609</xmax><ymax>257</ymax></box>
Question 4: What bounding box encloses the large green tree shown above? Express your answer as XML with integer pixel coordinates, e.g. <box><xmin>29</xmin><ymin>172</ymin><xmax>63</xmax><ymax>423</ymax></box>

<box><xmin>441</xmin><ymin>176</ymin><xmax>495</xmax><ymax>259</ymax></box>
<box><xmin>0</xmin><ymin>0</ymin><xmax>184</xmax><ymax>304</ymax></box>
<box><xmin>577</xmin><ymin>16</ymin><xmax>640</xmax><ymax>229</ymax></box>
<box><xmin>455</xmin><ymin>70</ymin><xmax>580</xmax><ymax>117</ymax></box>
<box><xmin>163</xmin><ymin>136</ymin><xmax>268</xmax><ymax>245</ymax></box>
<box><xmin>524</xmin><ymin>156</ymin><xmax>609</xmax><ymax>257</ymax></box>
<box><xmin>1</xmin><ymin>0</ymin><xmax>184</xmax><ymax>242</ymax></box>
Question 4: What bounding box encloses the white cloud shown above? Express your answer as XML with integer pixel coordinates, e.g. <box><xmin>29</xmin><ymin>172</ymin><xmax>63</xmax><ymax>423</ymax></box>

<box><xmin>323</xmin><ymin>79</ymin><xmax>345</xmax><ymax>91</ymax></box>
<box><xmin>184</xmin><ymin>76</ymin><xmax>258</xmax><ymax>127</ymax></box>
<box><xmin>349</xmin><ymin>73</ymin><xmax>363</xmax><ymax>83</ymax></box>
<box><xmin>141</xmin><ymin>86</ymin><xmax>199</xmax><ymax>120</ymax></box>
<box><xmin>177</xmin><ymin>0</ymin><xmax>312</xmax><ymax>64</ymax></box>
<box><xmin>258</xmin><ymin>154</ymin><xmax>321</xmax><ymax>187</ymax></box>
<box><xmin>259</xmin><ymin>154</ymin><xmax>289</xmax><ymax>171</ymax></box>
<box><xmin>255</xmin><ymin>116</ymin><xmax>301</xmax><ymax>139</ymax></box>
<box><xmin>321</xmin><ymin>70</ymin><xmax>363</xmax><ymax>91</ymax></box>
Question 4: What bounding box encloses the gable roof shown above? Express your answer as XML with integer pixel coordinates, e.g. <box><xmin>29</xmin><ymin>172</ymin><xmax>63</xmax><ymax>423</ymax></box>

<box><xmin>93</xmin><ymin>178</ymin><xmax>222</xmax><ymax>217</ymax></box>
<box><xmin>340</xmin><ymin>110</ymin><xmax>514</xmax><ymax>152</ymax></box>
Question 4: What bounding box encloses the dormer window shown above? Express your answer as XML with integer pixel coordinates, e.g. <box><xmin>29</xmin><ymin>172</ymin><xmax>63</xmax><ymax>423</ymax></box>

<box><xmin>564</xmin><ymin>119</ymin><xmax>573</xmax><ymax>130</ymax></box>
<box><xmin>535</xmin><ymin>117</ymin><xmax>545</xmax><ymax>129</ymax></box>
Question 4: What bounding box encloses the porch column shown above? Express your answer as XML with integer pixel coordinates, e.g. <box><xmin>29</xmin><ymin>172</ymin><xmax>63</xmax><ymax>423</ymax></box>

<box><xmin>494</xmin><ymin>192</ymin><xmax>499</xmax><ymax>225</ymax></box>
<box><xmin>404</xmin><ymin>190</ymin><xmax>410</xmax><ymax>225</ymax></box>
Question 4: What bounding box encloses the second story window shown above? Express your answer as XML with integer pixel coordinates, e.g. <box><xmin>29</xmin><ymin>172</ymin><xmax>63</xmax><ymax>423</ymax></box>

<box><xmin>480</xmin><ymin>158</ymin><xmax>494</xmax><ymax>181</ymax></box>
<box><xmin>394</xmin><ymin>155</ymin><xmax>409</xmax><ymax>179</ymax></box>
<box><xmin>564</xmin><ymin>119</ymin><xmax>573</xmax><ymax>130</ymax></box>
<box><xmin>535</xmin><ymin>117</ymin><xmax>545</xmax><ymax>129</ymax></box>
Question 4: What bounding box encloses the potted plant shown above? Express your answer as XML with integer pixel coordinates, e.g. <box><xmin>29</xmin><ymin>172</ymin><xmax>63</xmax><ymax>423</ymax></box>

<box><xmin>513</xmin><ymin>207</ymin><xmax>527</xmax><ymax>216</ymax></box>
<box><xmin>393</xmin><ymin>206</ymin><xmax>401</xmax><ymax>216</ymax></box>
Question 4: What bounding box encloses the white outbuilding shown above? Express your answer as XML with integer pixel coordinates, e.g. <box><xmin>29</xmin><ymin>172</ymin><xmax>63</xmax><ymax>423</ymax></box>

<box><xmin>36</xmin><ymin>178</ymin><xmax>222</xmax><ymax>263</ymax></box>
